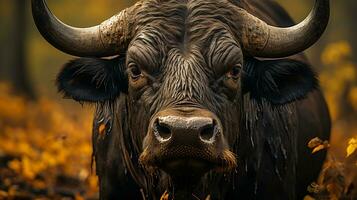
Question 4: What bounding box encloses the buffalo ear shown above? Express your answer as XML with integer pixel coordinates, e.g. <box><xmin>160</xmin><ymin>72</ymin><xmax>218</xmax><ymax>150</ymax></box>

<box><xmin>243</xmin><ymin>58</ymin><xmax>318</xmax><ymax>105</ymax></box>
<box><xmin>56</xmin><ymin>57</ymin><xmax>127</xmax><ymax>102</ymax></box>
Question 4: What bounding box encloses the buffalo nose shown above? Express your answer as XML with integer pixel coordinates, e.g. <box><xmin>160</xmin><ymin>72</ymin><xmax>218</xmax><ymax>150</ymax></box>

<box><xmin>152</xmin><ymin>116</ymin><xmax>219</xmax><ymax>144</ymax></box>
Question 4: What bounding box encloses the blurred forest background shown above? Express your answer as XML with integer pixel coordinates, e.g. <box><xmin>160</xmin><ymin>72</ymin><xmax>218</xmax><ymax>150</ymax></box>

<box><xmin>0</xmin><ymin>0</ymin><xmax>356</xmax><ymax>199</ymax></box>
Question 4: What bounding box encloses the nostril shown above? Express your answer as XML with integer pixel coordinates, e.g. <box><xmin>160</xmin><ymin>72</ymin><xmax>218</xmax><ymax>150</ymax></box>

<box><xmin>153</xmin><ymin>119</ymin><xmax>172</xmax><ymax>142</ymax></box>
<box><xmin>199</xmin><ymin>120</ymin><xmax>218</xmax><ymax>144</ymax></box>
<box><xmin>157</xmin><ymin>123</ymin><xmax>171</xmax><ymax>139</ymax></box>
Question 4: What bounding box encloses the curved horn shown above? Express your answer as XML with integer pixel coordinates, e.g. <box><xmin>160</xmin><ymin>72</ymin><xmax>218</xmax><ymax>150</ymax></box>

<box><xmin>31</xmin><ymin>0</ymin><xmax>135</xmax><ymax>57</ymax></box>
<box><xmin>240</xmin><ymin>0</ymin><xmax>330</xmax><ymax>58</ymax></box>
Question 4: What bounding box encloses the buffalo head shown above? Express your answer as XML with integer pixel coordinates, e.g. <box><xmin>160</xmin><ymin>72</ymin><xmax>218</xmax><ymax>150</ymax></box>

<box><xmin>32</xmin><ymin>0</ymin><xmax>329</xmax><ymax>192</ymax></box>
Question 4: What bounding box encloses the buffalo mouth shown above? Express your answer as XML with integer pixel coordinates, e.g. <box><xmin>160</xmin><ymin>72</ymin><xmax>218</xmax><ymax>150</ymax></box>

<box><xmin>158</xmin><ymin>151</ymin><xmax>217</xmax><ymax>178</ymax></box>
<box><xmin>139</xmin><ymin>146</ymin><xmax>237</xmax><ymax>179</ymax></box>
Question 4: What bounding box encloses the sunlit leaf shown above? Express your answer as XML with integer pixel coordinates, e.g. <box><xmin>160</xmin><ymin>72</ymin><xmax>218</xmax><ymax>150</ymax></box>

<box><xmin>346</xmin><ymin>138</ymin><xmax>357</xmax><ymax>157</ymax></box>
<box><xmin>312</xmin><ymin>144</ymin><xmax>328</xmax><ymax>154</ymax></box>
<box><xmin>160</xmin><ymin>190</ymin><xmax>170</xmax><ymax>200</ymax></box>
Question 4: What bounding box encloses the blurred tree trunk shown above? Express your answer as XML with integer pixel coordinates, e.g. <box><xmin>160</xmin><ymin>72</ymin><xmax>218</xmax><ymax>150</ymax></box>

<box><xmin>343</xmin><ymin>0</ymin><xmax>357</xmax><ymax>120</ymax></box>
<box><xmin>0</xmin><ymin>1</ymin><xmax>11</xmax><ymax>81</ymax></box>
<box><xmin>346</xmin><ymin>0</ymin><xmax>357</xmax><ymax>62</ymax></box>
<box><xmin>5</xmin><ymin>0</ymin><xmax>36</xmax><ymax>99</ymax></box>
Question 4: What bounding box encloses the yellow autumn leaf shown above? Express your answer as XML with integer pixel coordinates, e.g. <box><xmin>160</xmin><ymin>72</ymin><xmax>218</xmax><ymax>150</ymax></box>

<box><xmin>346</xmin><ymin>137</ymin><xmax>357</xmax><ymax>157</ymax></box>
<box><xmin>312</xmin><ymin>144</ymin><xmax>327</xmax><ymax>154</ymax></box>
<box><xmin>160</xmin><ymin>190</ymin><xmax>170</xmax><ymax>200</ymax></box>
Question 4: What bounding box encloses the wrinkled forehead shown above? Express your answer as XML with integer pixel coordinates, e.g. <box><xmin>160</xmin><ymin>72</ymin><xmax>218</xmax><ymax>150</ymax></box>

<box><xmin>127</xmin><ymin>0</ymin><xmax>242</xmax><ymax>70</ymax></box>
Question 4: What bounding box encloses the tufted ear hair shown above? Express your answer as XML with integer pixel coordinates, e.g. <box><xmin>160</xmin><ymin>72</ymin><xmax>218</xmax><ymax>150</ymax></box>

<box><xmin>56</xmin><ymin>57</ymin><xmax>127</xmax><ymax>103</ymax></box>
<box><xmin>242</xmin><ymin>57</ymin><xmax>318</xmax><ymax>105</ymax></box>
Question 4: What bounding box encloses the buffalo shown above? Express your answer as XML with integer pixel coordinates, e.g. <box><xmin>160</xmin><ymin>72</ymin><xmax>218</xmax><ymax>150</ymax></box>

<box><xmin>32</xmin><ymin>0</ymin><xmax>331</xmax><ymax>199</ymax></box>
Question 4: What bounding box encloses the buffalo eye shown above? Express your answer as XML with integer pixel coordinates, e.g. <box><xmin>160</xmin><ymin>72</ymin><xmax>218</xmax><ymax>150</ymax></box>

<box><xmin>127</xmin><ymin>63</ymin><xmax>148</xmax><ymax>89</ymax></box>
<box><xmin>227</xmin><ymin>65</ymin><xmax>241</xmax><ymax>80</ymax></box>
<box><xmin>128</xmin><ymin>64</ymin><xmax>143</xmax><ymax>81</ymax></box>
<box><xmin>224</xmin><ymin>64</ymin><xmax>242</xmax><ymax>91</ymax></box>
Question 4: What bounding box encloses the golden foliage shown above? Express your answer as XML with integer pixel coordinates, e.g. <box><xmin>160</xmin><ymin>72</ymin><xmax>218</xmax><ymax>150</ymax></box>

<box><xmin>306</xmin><ymin>41</ymin><xmax>357</xmax><ymax>199</ymax></box>
<box><xmin>321</xmin><ymin>41</ymin><xmax>352</xmax><ymax>66</ymax></box>
<box><xmin>320</xmin><ymin>41</ymin><xmax>357</xmax><ymax>121</ymax></box>
<box><xmin>308</xmin><ymin>150</ymin><xmax>357</xmax><ymax>200</ymax></box>
<box><xmin>0</xmin><ymin>83</ymin><xmax>97</xmax><ymax>199</ymax></box>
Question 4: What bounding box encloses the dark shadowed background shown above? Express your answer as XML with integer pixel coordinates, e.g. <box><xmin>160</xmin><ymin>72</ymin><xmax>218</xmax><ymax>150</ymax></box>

<box><xmin>0</xmin><ymin>0</ymin><xmax>356</xmax><ymax>199</ymax></box>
